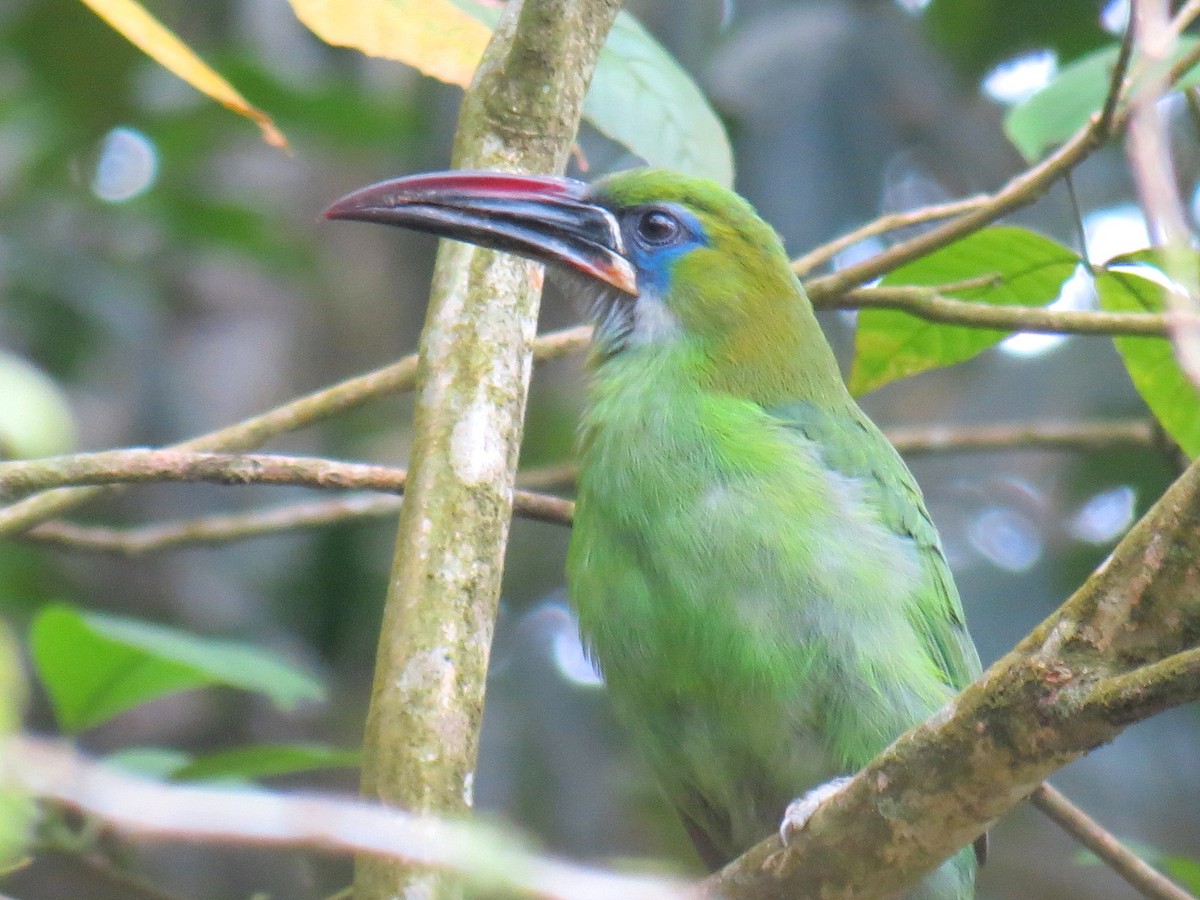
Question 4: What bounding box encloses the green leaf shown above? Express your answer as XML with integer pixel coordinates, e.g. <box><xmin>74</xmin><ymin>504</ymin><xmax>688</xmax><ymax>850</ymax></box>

<box><xmin>452</xmin><ymin>2</ymin><xmax>734</xmax><ymax>185</ymax></box>
<box><xmin>1075</xmin><ymin>841</ymin><xmax>1200</xmax><ymax>893</ymax></box>
<box><xmin>0</xmin><ymin>352</ymin><xmax>77</xmax><ymax>460</ymax></box>
<box><xmin>1096</xmin><ymin>259</ymin><xmax>1200</xmax><ymax>456</ymax></box>
<box><xmin>0</xmin><ymin>623</ymin><xmax>34</xmax><ymax>867</ymax></box>
<box><xmin>105</xmin><ymin>746</ymin><xmax>193</xmax><ymax>778</ymax></box>
<box><xmin>1006</xmin><ymin>37</ymin><xmax>1200</xmax><ymax>162</ymax></box>
<box><xmin>849</xmin><ymin>227</ymin><xmax>1081</xmax><ymax>395</ymax></box>
<box><xmin>173</xmin><ymin>742</ymin><xmax>359</xmax><ymax>782</ymax></box>
<box><xmin>104</xmin><ymin>743</ymin><xmax>358</xmax><ymax>782</ymax></box>
<box><xmin>924</xmin><ymin>0</ymin><xmax>1108</xmax><ymax>81</ymax></box>
<box><xmin>583</xmin><ymin>12</ymin><xmax>733</xmax><ymax>186</ymax></box>
<box><xmin>1163</xmin><ymin>854</ymin><xmax>1200</xmax><ymax>893</ymax></box>
<box><xmin>30</xmin><ymin>604</ymin><xmax>324</xmax><ymax>733</ymax></box>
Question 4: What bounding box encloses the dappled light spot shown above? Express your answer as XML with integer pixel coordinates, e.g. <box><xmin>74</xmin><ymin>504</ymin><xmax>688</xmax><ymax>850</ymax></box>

<box><xmin>1000</xmin><ymin>264</ymin><xmax>1095</xmax><ymax>358</ymax></box>
<box><xmin>1071</xmin><ymin>485</ymin><xmax>1136</xmax><ymax>544</ymax></box>
<box><xmin>968</xmin><ymin>506</ymin><xmax>1043</xmax><ymax>572</ymax></box>
<box><xmin>92</xmin><ymin>127</ymin><xmax>157</xmax><ymax>203</ymax></box>
<box><xmin>549</xmin><ymin>614</ymin><xmax>604</xmax><ymax>688</ymax></box>
<box><xmin>1101</xmin><ymin>0</ymin><xmax>1130</xmax><ymax>35</ymax></box>
<box><xmin>982</xmin><ymin>50</ymin><xmax>1057</xmax><ymax>105</ymax></box>
<box><xmin>1086</xmin><ymin>204</ymin><xmax>1150</xmax><ymax>266</ymax></box>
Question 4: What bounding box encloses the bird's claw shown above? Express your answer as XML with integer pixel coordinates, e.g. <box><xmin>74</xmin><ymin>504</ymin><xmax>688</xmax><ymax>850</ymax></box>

<box><xmin>778</xmin><ymin>776</ymin><xmax>853</xmax><ymax>846</ymax></box>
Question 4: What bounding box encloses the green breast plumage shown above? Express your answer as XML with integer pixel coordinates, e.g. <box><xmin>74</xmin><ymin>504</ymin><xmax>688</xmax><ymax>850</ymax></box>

<box><xmin>567</xmin><ymin>344</ymin><xmax>980</xmax><ymax>871</ymax></box>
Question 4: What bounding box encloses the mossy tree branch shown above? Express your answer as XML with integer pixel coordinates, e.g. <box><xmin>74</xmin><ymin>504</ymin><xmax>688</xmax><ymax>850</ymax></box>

<box><xmin>704</xmin><ymin>453</ymin><xmax>1200</xmax><ymax>899</ymax></box>
<box><xmin>351</xmin><ymin>2</ymin><xmax>621</xmax><ymax>898</ymax></box>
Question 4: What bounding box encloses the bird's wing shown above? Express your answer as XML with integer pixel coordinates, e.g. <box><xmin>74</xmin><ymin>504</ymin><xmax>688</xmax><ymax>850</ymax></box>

<box><xmin>771</xmin><ymin>401</ymin><xmax>982</xmax><ymax>691</ymax></box>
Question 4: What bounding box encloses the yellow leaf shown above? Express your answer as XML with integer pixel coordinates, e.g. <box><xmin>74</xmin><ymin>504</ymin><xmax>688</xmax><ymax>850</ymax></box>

<box><xmin>289</xmin><ymin>0</ymin><xmax>491</xmax><ymax>87</ymax></box>
<box><xmin>79</xmin><ymin>0</ymin><xmax>289</xmax><ymax>150</ymax></box>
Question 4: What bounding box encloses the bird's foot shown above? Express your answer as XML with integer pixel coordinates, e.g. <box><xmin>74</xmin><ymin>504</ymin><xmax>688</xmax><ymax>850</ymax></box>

<box><xmin>778</xmin><ymin>776</ymin><xmax>853</xmax><ymax>846</ymax></box>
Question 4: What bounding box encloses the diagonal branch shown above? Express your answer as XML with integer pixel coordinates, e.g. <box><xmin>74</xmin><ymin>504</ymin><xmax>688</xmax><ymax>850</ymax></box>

<box><xmin>1030</xmin><ymin>784</ymin><xmax>1195</xmax><ymax>900</ymax></box>
<box><xmin>799</xmin><ymin>7</ymin><xmax>1151</xmax><ymax>304</ymax></box>
<box><xmin>704</xmin><ymin>452</ymin><xmax>1200</xmax><ymax>899</ymax></box>
<box><xmin>802</xmin><ymin>121</ymin><xmax>1114</xmax><ymax>303</ymax></box>
<box><xmin>790</xmin><ymin>195</ymin><xmax>990</xmax><ymax>277</ymax></box>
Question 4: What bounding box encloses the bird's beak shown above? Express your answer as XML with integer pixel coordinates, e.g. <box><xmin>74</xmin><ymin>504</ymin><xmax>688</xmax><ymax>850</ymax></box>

<box><xmin>325</xmin><ymin>170</ymin><xmax>639</xmax><ymax>296</ymax></box>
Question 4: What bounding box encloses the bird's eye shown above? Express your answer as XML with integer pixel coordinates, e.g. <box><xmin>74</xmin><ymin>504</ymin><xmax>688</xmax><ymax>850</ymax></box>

<box><xmin>635</xmin><ymin>209</ymin><xmax>683</xmax><ymax>247</ymax></box>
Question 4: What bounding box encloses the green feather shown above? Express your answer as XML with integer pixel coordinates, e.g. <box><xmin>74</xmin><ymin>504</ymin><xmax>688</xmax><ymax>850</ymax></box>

<box><xmin>773</xmin><ymin>399</ymin><xmax>981</xmax><ymax>693</ymax></box>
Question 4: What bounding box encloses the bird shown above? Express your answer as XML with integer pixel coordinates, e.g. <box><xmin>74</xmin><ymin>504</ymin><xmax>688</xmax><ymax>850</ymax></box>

<box><xmin>326</xmin><ymin>168</ymin><xmax>984</xmax><ymax>898</ymax></box>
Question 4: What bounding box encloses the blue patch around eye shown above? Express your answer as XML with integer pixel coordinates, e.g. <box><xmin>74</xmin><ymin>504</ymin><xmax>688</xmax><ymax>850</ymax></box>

<box><xmin>630</xmin><ymin>205</ymin><xmax>709</xmax><ymax>294</ymax></box>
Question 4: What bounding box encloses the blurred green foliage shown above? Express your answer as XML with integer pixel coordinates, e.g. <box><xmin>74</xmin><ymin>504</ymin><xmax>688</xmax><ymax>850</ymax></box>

<box><xmin>924</xmin><ymin>0</ymin><xmax>1110</xmax><ymax>80</ymax></box>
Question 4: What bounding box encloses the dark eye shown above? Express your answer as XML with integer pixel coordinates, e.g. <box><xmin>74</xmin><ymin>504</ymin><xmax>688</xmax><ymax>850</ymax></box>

<box><xmin>635</xmin><ymin>208</ymin><xmax>683</xmax><ymax>247</ymax></box>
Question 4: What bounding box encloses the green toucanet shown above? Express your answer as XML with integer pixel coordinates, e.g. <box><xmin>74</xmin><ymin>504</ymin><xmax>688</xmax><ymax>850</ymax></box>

<box><xmin>327</xmin><ymin>168</ymin><xmax>985</xmax><ymax>898</ymax></box>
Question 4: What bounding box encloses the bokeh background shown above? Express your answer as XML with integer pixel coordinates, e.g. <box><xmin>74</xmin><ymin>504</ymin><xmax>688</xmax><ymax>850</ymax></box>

<box><xmin>1</xmin><ymin>0</ymin><xmax>1194</xmax><ymax>897</ymax></box>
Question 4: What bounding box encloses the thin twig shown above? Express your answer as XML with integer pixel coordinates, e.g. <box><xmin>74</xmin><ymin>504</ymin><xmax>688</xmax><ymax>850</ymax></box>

<box><xmin>790</xmin><ymin>195</ymin><xmax>990</xmax><ymax>277</ymax></box>
<box><xmin>7</xmin><ymin>736</ymin><xmax>684</xmax><ymax>900</ymax></box>
<box><xmin>1128</xmin><ymin>0</ymin><xmax>1200</xmax><ymax>386</ymax></box>
<box><xmin>18</xmin><ymin>420</ymin><xmax>1152</xmax><ymax>556</ymax></box>
<box><xmin>1170</xmin><ymin>0</ymin><xmax>1200</xmax><ymax>34</ymax></box>
<box><xmin>1168</xmin><ymin>29</ymin><xmax>1200</xmax><ymax>83</ymax></box>
<box><xmin>1065</xmin><ymin>174</ymin><xmax>1095</xmax><ymax>272</ymax></box>
<box><xmin>0</xmin><ymin>450</ymin><xmax>573</xmax><ymax>526</ymax></box>
<box><xmin>0</xmin><ymin>451</ymin><xmax>404</xmax><ymax>500</ymax></box>
<box><xmin>26</xmin><ymin>495</ymin><xmax>405</xmax><ymax>556</ymax></box>
<box><xmin>0</xmin><ymin>325</ymin><xmax>591</xmax><ymax>537</ymax></box>
<box><xmin>800</xmin><ymin>14</ymin><xmax>1146</xmax><ymax>304</ymax></box>
<box><xmin>794</xmin><ymin>0</ymin><xmax>1147</xmax><ymax>290</ymax></box>
<box><xmin>23</xmin><ymin>461</ymin><xmax>580</xmax><ymax>556</ymax></box>
<box><xmin>886</xmin><ymin>419</ymin><xmax>1156</xmax><ymax>455</ymax></box>
<box><xmin>1102</xmin><ymin>9</ymin><xmax>1138</xmax><ymax>133</ymax></box>
<box><xmin>821</xmin><ymin>286</ymin><xmax>1178</xmax><ymax>336</ymax></box>
<box><xmin>1030</xmin><ymin>784</ymin><xmax>1195</xmax><ymax>900</ymax></box>
<box><xmin>803</xmin><ymin>123</ymin><xmax>1113</xmax><ymax>302</ymax></box>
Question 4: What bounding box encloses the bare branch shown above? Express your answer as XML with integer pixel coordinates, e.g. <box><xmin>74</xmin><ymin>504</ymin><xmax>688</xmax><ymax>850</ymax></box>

<box><xmin>0</xmin><ymin>451</ymin><xmax>405</xmax><ymax>500</ymax></box>
<box><xmin>886</xmin><ymin>419</ymin><xmax>1157</xmax><ymax>455</ymax></box>
<box><xmin>16</xmin><ymin>421</ymin><xmax>1156</xmax><ymax>555</ymax></box>
<box><xmin>790</xmin><ymin>195</ymin><xmax>990</xmax><ymax>277</ymax></box>
<box><xmin>0</xmin><ymin>325</ymin><xmax>590</xmax><ymax>537</ymax></box>
<box><xmin>819</xmin><ymin>285</ymin><xmax>1180</xmax><ymax>336</ymax></box>
<box><xmin>0</xmin><ymin>451</ymin><xmax>574</xmax><ymax>527</ymax></box>
<box><xmin>1127</xmin><ymin>0</ymin><xmax>1200</xmax><ymax>386</ymax></box>
<box><xmin>5</xmin><ymin>736</ymin><xmax>685</xmax><ymax>900</ymax></box>
<box><xmin>803</xmin><ymin>122</ymin><xmax>1115</xmax><ymax>303</ymax></box>
<box><xmin>26</xmin><ymin>496</ymin><xmax>404</xmax><ymax>556</ymax></box>
<box><xmin>1031</xmin><ymin>784</ymin><xmax>1194</xmax><ymax>900</ymax></box>
<box><xmin>21</xmin><ymin>462</ymin><xmax>578</xmax><ymax>556</ymax></box>
<box><xmin>1102</xmin><ymin>8</ymin><xmax>1138</xmax><ymax>133</ymax></box>
<box><xmin>799</xmin><ymin>9</ymin><xmax>1148</xmax><ymax>303</ymax></box>
<box><xmin>1170</xmin><ymin>0</ymin><xmax>1200</xmax><ymax>34</ymax></box>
